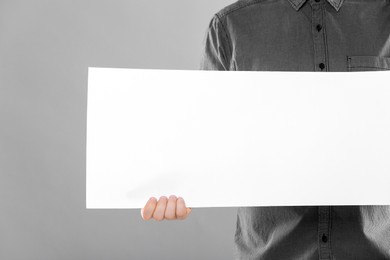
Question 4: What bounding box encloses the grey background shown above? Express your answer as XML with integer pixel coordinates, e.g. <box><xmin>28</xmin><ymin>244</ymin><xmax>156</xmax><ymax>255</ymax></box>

<box><xmin>0</xmin><ymin>0</ymin><xmax>238</xmax><ymax>259</ymax></box>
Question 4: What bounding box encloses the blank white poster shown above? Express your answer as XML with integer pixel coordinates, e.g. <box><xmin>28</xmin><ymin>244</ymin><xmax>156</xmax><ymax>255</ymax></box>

<box><xmin>86</xmin><ymin>67</ymin><xmax>390</xmax><ymax>209</ymax></box>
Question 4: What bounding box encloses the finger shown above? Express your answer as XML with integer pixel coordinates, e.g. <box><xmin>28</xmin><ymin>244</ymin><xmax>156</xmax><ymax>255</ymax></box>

<box><xmin>141</xmin><ymin>197</ymin><xmax>157</xmax><ymax>220</ymax></box>
<box><xmin>164</xmin><ymin>195</ymin><xmax>177</xmax><ymax>220</ymax></box>
<box><xmin>176</xmin><ymin>197</ymin><xmax>189</xmax><ymax>220</ymax></box>
<box><xmin>153</xmin><ymin>196</ymin><xmax>168</xmax><ymax>221</ymax></box>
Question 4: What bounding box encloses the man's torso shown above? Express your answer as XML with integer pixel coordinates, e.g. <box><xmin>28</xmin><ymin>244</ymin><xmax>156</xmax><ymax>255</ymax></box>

<box><xmin>200</xmin><ymin>0</ymin><xmax>390</xmax><ymax>259</ymax></box>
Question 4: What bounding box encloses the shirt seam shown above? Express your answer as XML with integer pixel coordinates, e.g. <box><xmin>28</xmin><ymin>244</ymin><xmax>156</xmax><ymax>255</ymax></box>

<box><xmin>217</xmin><ymin>0</ymin><xmax>271</xmax><ymax>18</ymax></box>
<box><xmin>215</xmin><ymin>14</ymin><xmax>234</xmax><ymax>71</ymax></box>
<box><xmin>322</xmin><ymin>2</ymin><xmax>329</xmax><ymax>71</ymax></box>
<box><xmin>349</xmin><ymin>66</ymin><xmax>390</xmax><ymax>70</ymax></box>
<box><xmin>330</xmin><ymin>206</ymin><xmax>333</xmax><ymax>260</ymax></box>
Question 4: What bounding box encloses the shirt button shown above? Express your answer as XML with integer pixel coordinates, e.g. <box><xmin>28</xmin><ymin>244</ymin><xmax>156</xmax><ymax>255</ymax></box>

<box><xmin>316</xmin><ymin>24</ymin><xmax>322</xmax><ymax>32</ymax></box>
<box><xmin>322</xmin><ymin>234</ymin><xmax>328</xmax><ymax>243</ymax></box>
<box><xmin>319</xmin><ymin>63</ymin><xmax>325</xmax><ymax>70</ymax></box>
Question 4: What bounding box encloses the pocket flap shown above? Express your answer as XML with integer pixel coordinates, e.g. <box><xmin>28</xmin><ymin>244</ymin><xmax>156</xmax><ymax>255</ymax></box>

<box><xmin>347</xmin><ymin>56</ymin><xmax>390</xmax><ymax>71</ymax></box>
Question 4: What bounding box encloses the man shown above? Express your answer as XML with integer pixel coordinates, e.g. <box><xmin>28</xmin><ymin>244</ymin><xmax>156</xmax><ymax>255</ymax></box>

<box><xmin>141</xmin><ymin>0</ymin><xmax>390</xmax><ymax>259</ymax></box>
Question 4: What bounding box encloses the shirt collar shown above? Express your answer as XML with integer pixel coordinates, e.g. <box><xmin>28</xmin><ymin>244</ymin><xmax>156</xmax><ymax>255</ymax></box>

<box><xmin>288</xmin><ymin>0</ymin><xmax>345</xmax><ymax>11</ymax></box>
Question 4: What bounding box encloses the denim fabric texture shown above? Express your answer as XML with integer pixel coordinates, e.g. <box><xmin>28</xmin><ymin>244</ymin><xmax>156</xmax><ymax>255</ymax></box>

<box><xmin>199</xmin><ymin>0</ymin><xmax>390</xmax><ymax>259</ymax></box>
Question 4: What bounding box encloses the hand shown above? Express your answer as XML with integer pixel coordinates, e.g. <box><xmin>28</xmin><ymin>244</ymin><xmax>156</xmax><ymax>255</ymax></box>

<box><xmin>140</xmin><ymin>195</ymin><xmax>192</xmax><ymax>221</ymax></box>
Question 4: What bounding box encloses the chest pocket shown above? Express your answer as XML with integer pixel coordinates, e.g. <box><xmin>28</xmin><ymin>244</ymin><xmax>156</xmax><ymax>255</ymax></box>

<box><xmin>347</xmin><ymin>56</ymin><xmax>390</xmax><ymax>71</ymax></box>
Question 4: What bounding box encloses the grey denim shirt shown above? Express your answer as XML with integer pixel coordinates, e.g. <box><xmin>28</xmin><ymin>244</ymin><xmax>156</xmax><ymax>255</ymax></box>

<box><xmin>199</xmin><ymin>0</ymin><xmax>390</xmax><ymax>259</ymax></box>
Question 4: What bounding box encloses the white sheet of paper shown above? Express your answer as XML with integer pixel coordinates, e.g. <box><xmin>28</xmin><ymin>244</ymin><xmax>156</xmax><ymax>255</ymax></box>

<box><xmin>86</xmin><ymin>67</ymin><xmax>390</xmax><ymax>209</ymax></box>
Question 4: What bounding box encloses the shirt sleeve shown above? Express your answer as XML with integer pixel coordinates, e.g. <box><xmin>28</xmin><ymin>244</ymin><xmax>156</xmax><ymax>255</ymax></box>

<box><xmin>199</xmin><ymin>14</ymin><xmax>233</xmax><ymax>71</ymax></box>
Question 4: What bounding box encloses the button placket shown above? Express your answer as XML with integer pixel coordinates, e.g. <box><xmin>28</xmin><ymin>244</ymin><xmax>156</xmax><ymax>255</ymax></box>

<box><xmin>318</xmin><ymin>206</ymin><xmax>332</xmax><ymax>259</ymax></box>
<box><xmin>310</xmin><ymin>0</ymin><xmax>327</xmax><ymax>71</ymax></box>
<box><xmin>311</xmin><ymin>3</ymin><xmax>332</xmax><ymax>258</ymax></box>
